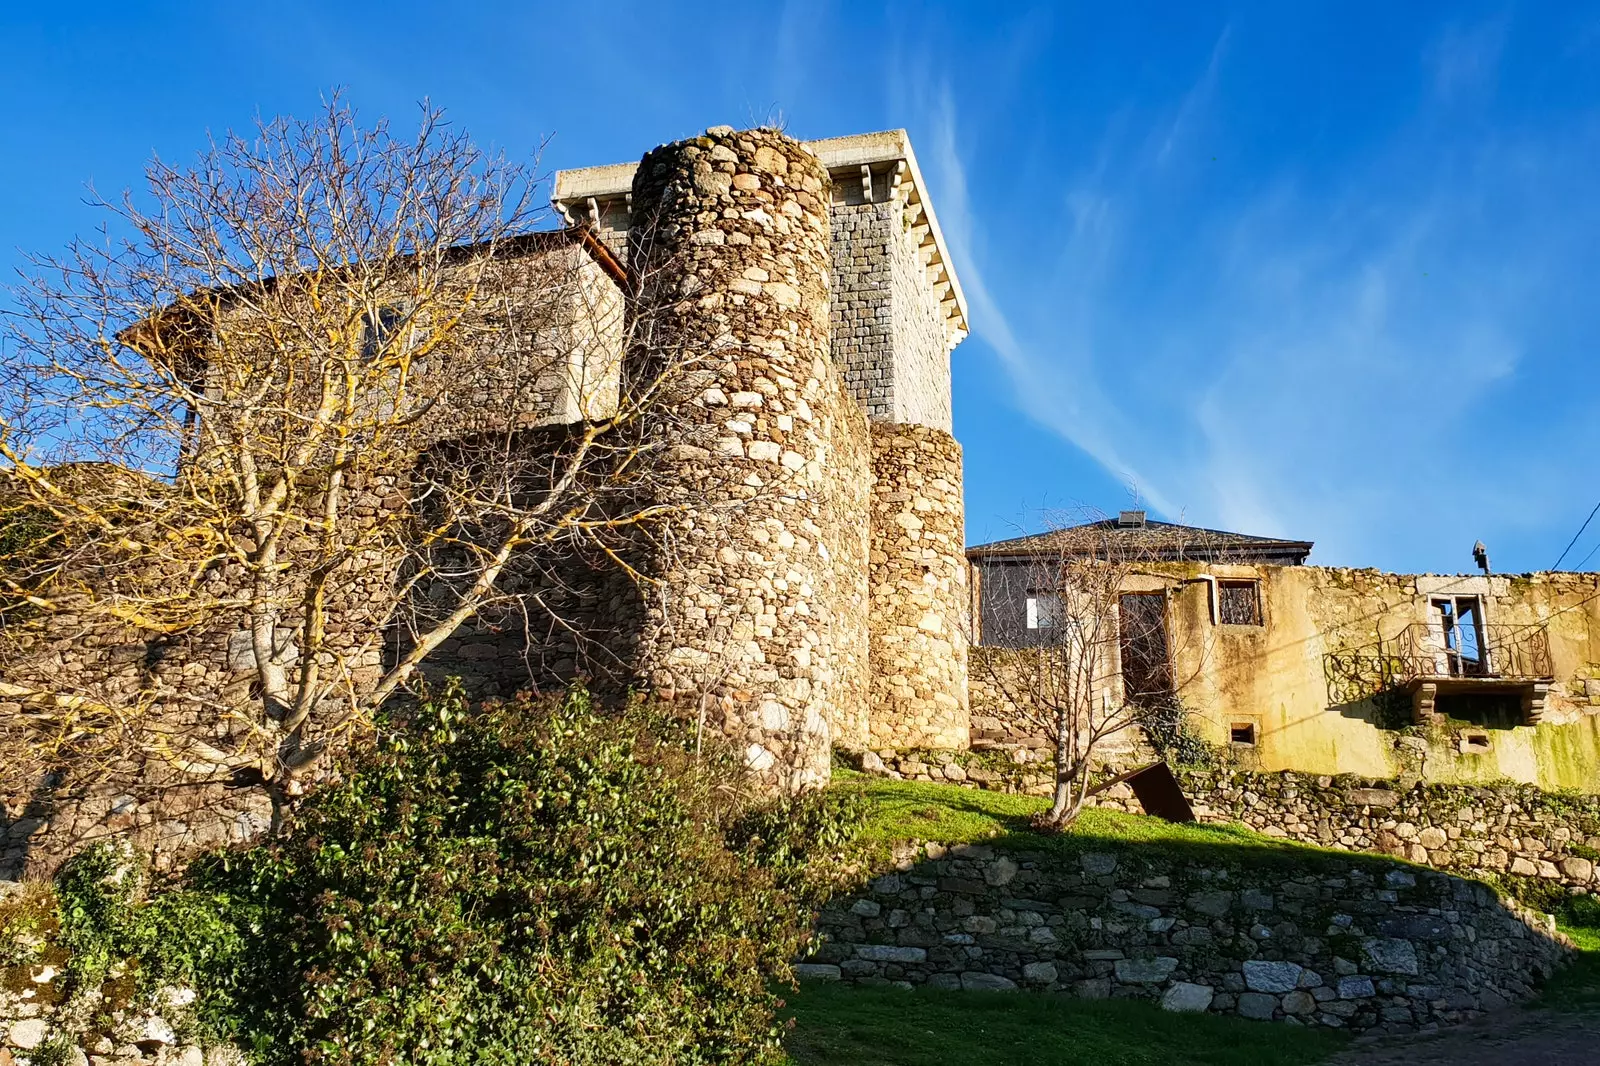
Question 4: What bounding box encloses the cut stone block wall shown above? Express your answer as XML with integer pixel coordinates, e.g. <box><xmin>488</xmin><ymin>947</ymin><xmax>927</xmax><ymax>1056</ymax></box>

<box><xmin>805</xmin><ymin>842</ymin><xmax>1571</xmax><ymax>1033</ymax></box>
<box><xmin>867</xmin><ymin>423</ymin><xmax>969</xmax><ymax>750</ymax></box>
<box><xmin>826</xmin><ymin>190</ymin><xmax>952</xmax><ymax>431</ymax></box>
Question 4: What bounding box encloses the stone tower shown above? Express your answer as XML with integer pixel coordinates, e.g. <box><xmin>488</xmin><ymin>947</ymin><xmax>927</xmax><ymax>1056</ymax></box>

<box><xmin>555</xmin><ymin>127</ymin><xmax>972</xmax><ymax>779</ymax></box>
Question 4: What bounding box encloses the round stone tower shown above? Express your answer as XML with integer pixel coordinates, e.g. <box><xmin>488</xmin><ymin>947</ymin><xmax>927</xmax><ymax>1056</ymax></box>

<box><xmin>626</xmin><ymin>126</ymin><xmax>867</xmax><ymax>790</ymax></box>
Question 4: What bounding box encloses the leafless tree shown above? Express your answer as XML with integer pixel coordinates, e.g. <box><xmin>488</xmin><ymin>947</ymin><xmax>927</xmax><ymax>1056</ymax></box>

<box><xmin>974</xmin><ymin>511</ymin><xmax>1210</xmax><ymax>829</ymax></box>
<box><xmin>0</xmin><ymin>96</ymin><xmax>710</xmax><ymax>812</ymax></box>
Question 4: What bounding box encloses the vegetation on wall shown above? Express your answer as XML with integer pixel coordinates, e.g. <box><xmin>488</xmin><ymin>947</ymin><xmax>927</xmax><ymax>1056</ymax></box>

<box><xmin>4</xmin><ymin>686</ymin><xmax>864</xmax><ymax>1065</ymax></box>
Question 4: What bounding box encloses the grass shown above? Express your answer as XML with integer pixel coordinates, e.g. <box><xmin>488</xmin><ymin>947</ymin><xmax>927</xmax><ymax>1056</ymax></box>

<box><xmin>781</xmin><ymin>981</ymin><xmax>1346</xmax><ymax>1066</ymax></box>
<box><xmin>1536</xmin><ymin>895</ymin><xmax>1600</xmax><ymax>1012</ymax></box>
<box><xmin>843</xmin><ymin>770</ymin><xmax>1412</xmax><ymax>874</ymax></box>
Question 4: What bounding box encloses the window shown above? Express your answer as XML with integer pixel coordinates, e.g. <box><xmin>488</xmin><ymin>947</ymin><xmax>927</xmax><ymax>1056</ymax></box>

<box><xmin>361</xmin><ymin>304</ymin><xmax>408</xmax><ymax>362</ymax></box>
<box><xmin>1230</xmin><ymin>722</ymin><xmax>1257</xmax><ymax>746</ymax></box>
<box><xmin>1217</xmin><ymin>580</ymin><xmax>1262</xmax><ymax>626</ymax></box>
<box><xmin>1026</xmin><ymin>594</ymin><xmax>1063</xmax><ymax>630</ymax></box>
<box><xmin>1430</xmin><ymin>595</ymin><xmax>1487</xmax><ymax>676</ymax></box>
<box><xmin>1461</xmin><ymin>732</ymin><xmax>1491</xmax><ymax>754</ymax></box>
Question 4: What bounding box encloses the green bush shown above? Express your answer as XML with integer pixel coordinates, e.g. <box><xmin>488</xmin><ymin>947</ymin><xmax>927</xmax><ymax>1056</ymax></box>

<box><xmin>48</xmin><ymin>685</ymin><xmax>858</xmax><ymax>1065</ymax></box>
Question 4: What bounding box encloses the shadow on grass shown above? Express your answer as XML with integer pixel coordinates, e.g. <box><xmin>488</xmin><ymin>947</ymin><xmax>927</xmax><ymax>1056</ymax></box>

<box><xmin>782</xmin><ymin>981</ymin><xmax>1345</xmax><ymax>1066</ymax></box>
<box><xmin>1536</xmin><ymin>895</ymin><xmax>1600</xmax><ymax>1012</ymax></box>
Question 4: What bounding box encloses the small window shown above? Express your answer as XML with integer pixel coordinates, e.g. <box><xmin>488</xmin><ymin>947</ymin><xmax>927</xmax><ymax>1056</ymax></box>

<box><xmin>1461</xmin><ymin>732</ymin><xmax>1492</xmax><ymax>754</ymax></box>
<box><xmin>1230</xmin><ymin>722</ymin><xmax>1257</xmax><ymax>746</ymax></box>
<box><xmin>361</xmin><ymin>304</ymin><xmax>408</xmax><ymax>361</ymax></box>
<box><xmin>1026</xmin><ymin>594</ymin><xmax>1063</xmax><ymax>630</ymax></box>
<box><xmin>1217</xmin><ymin>580</ymin><xmax>1262</xmax><ymax>626</ymax></box>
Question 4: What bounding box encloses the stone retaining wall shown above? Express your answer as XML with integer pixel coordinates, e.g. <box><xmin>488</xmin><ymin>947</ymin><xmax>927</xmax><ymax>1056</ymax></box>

<box><xmin>803</xmin><ymin>842</ymin><xmax>1571</xmax><ymax>1033</ymax></box>
<box><xmin>857</xmin><ymin>754</ymin><xmax>1600</xmax><ymax>896</ymax></box>
<box><xmin>1139</xmin><ymin>770</ymin><xmax>1600</xmax><ymax>894</ymax></box>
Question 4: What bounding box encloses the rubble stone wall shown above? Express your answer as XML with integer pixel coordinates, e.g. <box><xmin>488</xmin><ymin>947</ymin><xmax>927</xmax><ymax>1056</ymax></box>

<box><xmin>622</xmin><ymin>127</ymin><xmax>851</xmax><ymax>790</ymax></box>
<box><xmin>804</xmin><ymin>842</ymin><xmax>1571</xmax><ymax>1033</ymax></box>
<box><xmin>867</xmin><ymin>424</ymin><xmax>968</xmax><ymax>750</ymax></box>
<box><xmin>1102</xmin><ymin>769</ymin><xmax>1600</xmax><ymax>894</ymax></box>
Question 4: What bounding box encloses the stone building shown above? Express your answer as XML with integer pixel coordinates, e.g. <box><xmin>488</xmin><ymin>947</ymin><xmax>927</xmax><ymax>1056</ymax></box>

<box><xmin>1</xmin><ymin>126</ymin><xmax>976</xmax><ymax>874</ymax></box>
<box><xmin>966</xmin><ymin>511</ymin><xmax>1600</xmax><ymax>791</ymax></box>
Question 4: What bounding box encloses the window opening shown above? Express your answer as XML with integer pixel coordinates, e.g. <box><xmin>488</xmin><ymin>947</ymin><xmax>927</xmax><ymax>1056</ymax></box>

<box><xmin>361</xmin><ymin>304</ymin><xmax>408</xmax><ymax>362</ymax></box>
<box><xmin>1461</xmin><ymin>732</ymin><xmax>1491</xmax><ymax>753</ymax></box>
<box><xmin>1430</xmin><ymin>596</ymin><xmax>1487</xmax><ymax>677</ymax></box>
<box><xmin>1230</xmin><ymin>722</ymin><xmax>1257</xmax><ymax>746</ymax></box>
<box><xmin>1119</xmin><ymin>592</ymin><xmax>1173</xmax><ymax>707</ymax></box>
<box><xmin>1217</xmin><ymin>580</ymin><xmax>1262</xmax><ymax>626</ymax></box>
<box><xmin>1026</xmin><ymin>593</ymin><xmax>1063</xmax><ymax>630</ymax></box>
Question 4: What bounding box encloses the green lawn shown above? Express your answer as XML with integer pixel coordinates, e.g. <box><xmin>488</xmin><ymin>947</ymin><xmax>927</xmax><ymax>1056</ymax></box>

<box><xmin>782</xmin><ymin>981</ymin><xmax>1345</xmax><ymax>1066</ymax></box>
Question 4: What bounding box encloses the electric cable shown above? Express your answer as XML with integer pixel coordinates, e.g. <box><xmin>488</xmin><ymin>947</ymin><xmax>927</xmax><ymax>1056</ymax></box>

<box><xmin>1552</xmin><ymin>499</ymin><xmax>1600</xmax><ymax>570</ymax></box>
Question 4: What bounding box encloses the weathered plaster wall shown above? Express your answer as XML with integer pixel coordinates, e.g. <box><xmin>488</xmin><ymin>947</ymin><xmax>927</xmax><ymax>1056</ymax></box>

<box><xmin>804</xmin><ymin>842</ymin><xmax>1570</xmax><ymax>1033</ymax></box>
<box><xmin>972</xmin><ymin>563</ymin><xmax>1600</xmax><ymax>790</ymax></box>
<box><xmin>867</xmin><ymin>424</ymin><xmax>969</xmax><ymax>750</ymax></box>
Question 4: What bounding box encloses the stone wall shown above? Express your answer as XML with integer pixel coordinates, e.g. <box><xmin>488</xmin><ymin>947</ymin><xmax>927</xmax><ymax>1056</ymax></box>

<box><xmin>866</xmin><ymin>424</ymin><xmax>968</xmax><ymax>751</ymax></box>
<box><xmin>1107</xmin><ymin>770</ymin><xmax>1600</xmax><ymax>894</ymax></box>
<box><xmin>825</xmin><ymin>182</ymin><xmax>952</xmax><ymax>432</ymax></box>
<box><xmin>804</xmin><ymin>842</ymin><xmax>1571</xmax><ymax>1033</ymax></box>
<box><xmin>622</xmin><ymin>127</ymin><xmax>849</xmax><ymax>790</ymax></box>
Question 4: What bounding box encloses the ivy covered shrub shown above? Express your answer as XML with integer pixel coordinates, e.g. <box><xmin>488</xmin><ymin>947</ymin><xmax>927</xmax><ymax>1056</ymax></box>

<box><xmin>39</xmin><ymin>686</ymin><xmax>861</xmax><ymax>1065</ymax></box>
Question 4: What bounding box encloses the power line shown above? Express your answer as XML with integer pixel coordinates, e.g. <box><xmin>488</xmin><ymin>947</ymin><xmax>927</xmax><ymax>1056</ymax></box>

<box><xmin>1552</xmin><ymin>499</ymin><xmax>1600</xmax><ymax>571</ymax></box>
<box><xmin>1573</xmin><ymin>535</ymin><xmax>1600</xmax><ymax>573</ymax></box>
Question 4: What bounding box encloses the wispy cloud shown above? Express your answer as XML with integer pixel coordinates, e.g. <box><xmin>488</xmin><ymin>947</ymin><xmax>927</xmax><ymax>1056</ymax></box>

<box><xmin>900</xmin><ymin>15</ymin><xmax>1600</xmax><ymax>569</ymax></box>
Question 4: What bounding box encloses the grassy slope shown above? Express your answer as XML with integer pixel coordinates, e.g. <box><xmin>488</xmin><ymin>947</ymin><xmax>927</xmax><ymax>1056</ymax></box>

<box><xmin>784</xmin><ymin>774</ymin><xmax>1359</xmax><ymax>1066</ymax></box>
<box><xmin>844</xmin><ymin>770</ymin><xmax>1407</xmax><ymax>872</ymax></box>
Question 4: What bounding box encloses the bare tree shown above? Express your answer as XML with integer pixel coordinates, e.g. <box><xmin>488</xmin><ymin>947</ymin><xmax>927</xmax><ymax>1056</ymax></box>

<box><xmin>974</xmin><ymin>511</ymin><xmax>1211</xmax><ymax>829</ymax></box>
<box><xmin>0</xmin><ymin>96</ymin><xmax>704</xmax><ymax>812</ymax></box>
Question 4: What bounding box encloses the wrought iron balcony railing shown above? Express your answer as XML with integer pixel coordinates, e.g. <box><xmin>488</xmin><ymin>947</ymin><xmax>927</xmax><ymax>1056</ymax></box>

<box><xmin>1389</xmin><ymin>621</ymin><xmax>1552</xmax><ymax>683</ymax></box>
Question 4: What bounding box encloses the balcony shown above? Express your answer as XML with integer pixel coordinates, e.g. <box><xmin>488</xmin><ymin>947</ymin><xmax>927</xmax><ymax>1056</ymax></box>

<box><xmin>1389</xmin><ymin>621</ymin><xmax>1553</xmax><ymax>726</ymax></box>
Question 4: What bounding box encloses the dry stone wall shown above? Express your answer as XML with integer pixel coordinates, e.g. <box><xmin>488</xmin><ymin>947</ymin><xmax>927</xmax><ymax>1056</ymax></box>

<box><xmin>867</xmin><ymin>424</ymin><xmax>968</xmax><ymax>751</ymax></box>
<box><xmin>804</xmin><ymin>842</ymin><xmax>1571</xmax><ymax>1033</ymax></box>
<box><xmin>1138</xmin><ymin>770</ymin><xmax>1600</xmax><ymax>894</ymax></box>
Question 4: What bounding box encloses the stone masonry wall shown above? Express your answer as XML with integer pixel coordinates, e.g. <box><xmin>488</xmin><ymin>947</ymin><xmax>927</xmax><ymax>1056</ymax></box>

<box><xmin>828</xmin><ymin>197</ymin><xmax>897</xmax><ymax>422</ymax></box>
<box><xmin>624</xmin><ymin>127</ymin><xmax>850</xmax><ymax>790</ymax></box>
<box><xmin>867</xmin><ymin>424</ymin><xmax>968</xmax><ymax>750</ymax></box>
<box><xmin>804</xmin><ymin>842</ymin><xmax>1571</xmax><ymax>1033</ymax></box>
<box><xmin>882</xmin><ymin>189</ymin><xmax>952</xmax><ymax>432</ymax></box>
<box><xmin>1102</xmin><ymin>770</ymin><xmax>1600</xmax><ymax>894</ymax></box>
<box><xmin>826</xmin><ymin>178</ymin><xmax>952</xmax><ymax>432</ymax></box>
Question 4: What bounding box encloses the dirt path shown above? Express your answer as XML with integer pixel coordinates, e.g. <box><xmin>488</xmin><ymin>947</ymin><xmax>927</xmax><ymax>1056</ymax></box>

<box><xmin>1327</xmin><ymin>1008</ymin><xmax>1600</xmax><ymax>1066</ymax></box>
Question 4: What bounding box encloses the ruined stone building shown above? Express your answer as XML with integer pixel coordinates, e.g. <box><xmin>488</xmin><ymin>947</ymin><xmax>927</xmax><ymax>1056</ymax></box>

<box><xmin>967</xmin><ymin>511</ymin><xmax>1600</xmax><ymax>791</ymax></box>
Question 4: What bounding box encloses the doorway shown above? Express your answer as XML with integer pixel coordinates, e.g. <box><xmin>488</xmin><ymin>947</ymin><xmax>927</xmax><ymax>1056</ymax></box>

<box><xmin>1119</xmin><ymin>592</ymin><xmax>1174</xmax><ymax>707</ymax></box>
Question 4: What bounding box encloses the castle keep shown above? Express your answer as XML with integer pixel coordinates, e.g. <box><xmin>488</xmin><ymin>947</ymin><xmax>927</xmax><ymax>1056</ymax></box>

<box><xmin>424</xmin><ymin>126</ymin><xmax>974</xmax><ymax>786</ymax></box>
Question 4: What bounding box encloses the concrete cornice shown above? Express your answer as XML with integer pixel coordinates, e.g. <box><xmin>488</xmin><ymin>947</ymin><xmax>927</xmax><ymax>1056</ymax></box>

<box><xmin>553</xmin><ymin>128</ymin><xmax>970</xmax><ymax>348</ymax></box>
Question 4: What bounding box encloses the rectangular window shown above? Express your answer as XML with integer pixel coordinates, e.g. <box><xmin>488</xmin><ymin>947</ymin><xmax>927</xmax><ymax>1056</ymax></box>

<box><xmin>1230</xmin><ymin>722</ymin><xmax>1257</xmax><ymax>746</ymax></box>
<box><xmin>1217</xmin><ymin>580</ymin><xmax>1262</xmax><ymax>626</ymax></box>
<box><xmin>1026</xmin><ymin>594</ymin><xmax>1063</xmax><ymax>630</ymax></box>
<box><xmin>1430</xmin><ymin>595</ymin><xmax>1487</xmax><ymax>676</ymax></box>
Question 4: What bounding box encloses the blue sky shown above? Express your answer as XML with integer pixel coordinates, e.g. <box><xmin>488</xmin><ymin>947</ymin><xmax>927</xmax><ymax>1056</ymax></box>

<box><xmin>4</xmin><ymin>2</ymin><xmax>1599</xmax><ymax>573</ymax></box>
